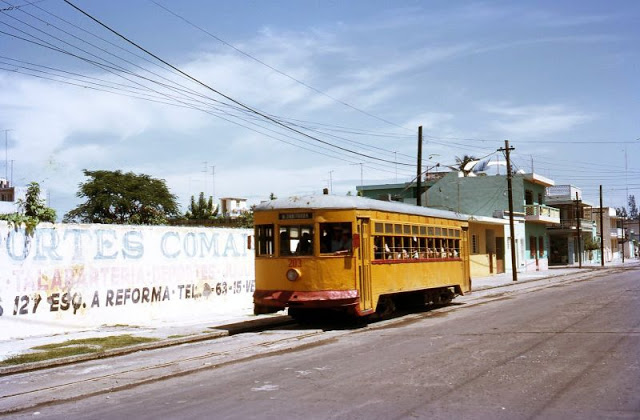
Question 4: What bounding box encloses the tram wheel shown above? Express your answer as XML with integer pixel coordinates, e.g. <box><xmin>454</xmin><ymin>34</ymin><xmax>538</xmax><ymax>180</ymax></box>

<box><xmin>254</xmin><ymin>304</ymin><xmax>275</xmax><ymax>315</ymax></box>
<box><xmin>288</xmin><ymin>307</ymin><xmax>318</xmax><ymax>323</ymax></box>
<box><xmin>375</xmin><ymin>296</ymin><xmax>396</xmax><ymax>318</ymax></box>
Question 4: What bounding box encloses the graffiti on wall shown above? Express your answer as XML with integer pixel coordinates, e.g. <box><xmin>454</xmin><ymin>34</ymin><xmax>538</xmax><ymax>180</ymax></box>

<box><xmin>0</xmin><ymin>223</ymin><xmax>255</xmax><ymax>335</ymax></box>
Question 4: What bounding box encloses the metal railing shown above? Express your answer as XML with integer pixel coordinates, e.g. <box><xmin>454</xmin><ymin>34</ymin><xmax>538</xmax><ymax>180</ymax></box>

<box><xmin>524</xmin><ymin>204</ymin><xmax>560</xmax><ymax>220</ymax></box>
<box><xmin>553</xmin><ymin>219</ymin><xmax>596</xmax><ymax>230</ymax></box>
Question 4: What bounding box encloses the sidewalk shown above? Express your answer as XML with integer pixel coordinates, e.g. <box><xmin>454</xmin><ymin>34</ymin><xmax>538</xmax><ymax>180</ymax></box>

<box><xmin>471</xmin><ymin>261</ymin><xmax>619</xmax><ymax>291</ymax></box>
<box><xmin>1</xmin><ymin>260</ymin><xmax>637</xmax><ymax>374</ymax></box>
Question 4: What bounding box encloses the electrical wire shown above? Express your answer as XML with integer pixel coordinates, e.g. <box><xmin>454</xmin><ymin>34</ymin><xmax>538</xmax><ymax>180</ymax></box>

<box><xmin>61</xmin><ymin>0</ymin><xmax>416</xmax><ymax>169</ymax></box>
<box><xmin>148</xmin><ymin>0</ymin><xmax>412</xmax><ymax>133</ymax></box>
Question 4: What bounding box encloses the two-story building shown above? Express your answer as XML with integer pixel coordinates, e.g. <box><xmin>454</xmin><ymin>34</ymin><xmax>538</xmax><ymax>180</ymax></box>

<box><xmin>620</xmin><ymin>217</ymin><xmax>638</xmax><ymax>259</ymax></box>
<box><xmin>424</xmin><ymin>171</ymin><xmax>560</xmax><ymax>273</ymax></box>
<box><xmin>545</xmin><ymin>185</ymin><xmax>597</xmax><ymax>265</ymax></box>
<box><xmin>591</xmin><ymin>207</ymin><xmax>621</xmax><ymax>262</ymax></box>
<box><xmin>220</xmin><ymin>197</ymin><xmax>248</xmax><ymax>218</ymax></box>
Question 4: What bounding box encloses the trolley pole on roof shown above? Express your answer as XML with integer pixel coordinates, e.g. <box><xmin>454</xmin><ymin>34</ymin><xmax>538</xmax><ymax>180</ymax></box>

<box><xmin>499</xmin><ymin>140</ymin><xmax>517</xmax><ymax>282</ymax></box>
<box><xmin>417</xmin><ymin>126</ymin><xmax>423</xmax><ymax>206</ymax></box>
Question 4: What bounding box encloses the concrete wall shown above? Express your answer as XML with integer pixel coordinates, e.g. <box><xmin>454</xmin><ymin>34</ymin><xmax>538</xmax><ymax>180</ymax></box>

<box><xmin>0</xmin><ymin>222</ymin><xmax>255</xmax><ymax>340</ymax></box>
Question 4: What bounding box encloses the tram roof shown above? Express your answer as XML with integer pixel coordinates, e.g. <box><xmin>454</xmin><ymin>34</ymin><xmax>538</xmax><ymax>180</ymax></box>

<box><xmin>255</xmin><ymin>195</ymin><xmax>469</xmax><ymax>222</ymax></box>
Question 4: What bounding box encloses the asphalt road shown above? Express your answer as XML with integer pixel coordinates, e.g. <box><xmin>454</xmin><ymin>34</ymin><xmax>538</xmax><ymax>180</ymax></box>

<box><xmin>4</xmin><ymin>266</ymin><xmax>640</xmax><ymax>419</ymax></box>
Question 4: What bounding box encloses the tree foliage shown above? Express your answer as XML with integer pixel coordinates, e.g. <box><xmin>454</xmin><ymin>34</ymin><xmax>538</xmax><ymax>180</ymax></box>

<box><xmin>63</xmin><ymin>170</ymin><xmax>179</xmax><ymax>225</ymax></box>
<box><xmin>185</xmin><ymin>192</ymin><xmax>218</xmax><ymax>220</ymax></box>
<box><xmin>628</xmin><ymin>195</ymin><xmax>638</xmax><ymax>220</ymax></box>
<box><xmin>616</xmin><ymin>206</ymin><xmax>628</xmax><ymax>219</ymax></box>
<box><xmin>0</xmin><ymin>181</ymin><xmax>56</xmax><ymax>235</ymax></box>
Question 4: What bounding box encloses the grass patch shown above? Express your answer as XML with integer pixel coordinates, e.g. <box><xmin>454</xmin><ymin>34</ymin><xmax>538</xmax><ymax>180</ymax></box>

<box><xmin>0</xmin><ymin>335</ymin><xmax>159</xmax><ymax>366</ymax></box>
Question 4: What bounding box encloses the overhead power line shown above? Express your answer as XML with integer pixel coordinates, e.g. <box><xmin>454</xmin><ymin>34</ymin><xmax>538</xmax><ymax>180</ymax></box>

<box><xmin>149</xmin><ymin>0</ymin><xmax>411</xmax><ymax>133</ymax></box>
<box><xmin>59</xmin><ymin>0</ymin><xmax>414</xmax><ymax>168</ymax></box>
<box><xmin>1</xmin><ymin>3</ymin><xmax>413</xmax><ymax>170</ymax></box>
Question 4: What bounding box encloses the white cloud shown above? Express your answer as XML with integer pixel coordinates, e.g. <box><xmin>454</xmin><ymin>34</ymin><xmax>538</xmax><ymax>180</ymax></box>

<box><xmin>0</xmin><ymin>0</ymin><xmax>636</xmax><ymax>215</ymax></box>
<box><xmin>482</xmin><ymin>104</ymin><xmax>594</xmax><ymax>138</ymax></box>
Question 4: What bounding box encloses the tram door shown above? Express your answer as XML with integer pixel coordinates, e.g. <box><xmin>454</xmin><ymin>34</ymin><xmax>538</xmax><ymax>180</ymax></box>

<box><xmin>356</xmin><ymin>218</ymin><xmax>373</xmax><ymax>312</ymax></box>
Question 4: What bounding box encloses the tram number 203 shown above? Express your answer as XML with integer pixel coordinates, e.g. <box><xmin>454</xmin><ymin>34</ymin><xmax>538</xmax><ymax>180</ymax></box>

<box><xmin>288</xmin><ymin>259</ymin><xmax>302</xmax><ymax>268</ymax></box>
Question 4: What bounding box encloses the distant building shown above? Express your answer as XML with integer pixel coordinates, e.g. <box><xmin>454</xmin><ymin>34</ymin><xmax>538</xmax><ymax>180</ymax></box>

<box><xmin>0</xmin><ymin>178</ymin><xmax>24</xmax><ymax>214</ymax></box>
<box><xmin>220</xmin><ymin>197</ymin><xmax>248</xmax><ymax>218</ymax></box>
<box><xmin>620</xmin><ymin>217</ymin><xmax>638</xmax><ymax>259</ymax></box>
<box><xmin>0</xmin><ymin>179</ymin><xmax>49</xmax><ymax>215</ymax></box>
<box><xmin>545</xmin><ymin>185</ymin><xmax>597</xmax><ymax>265</ymax></box>
<box><xmin>591</xmin><ymin>207</ymin><xmax>621</xmax><ymax>262</ymax></box>
<box><xmin>356</xmin><ymin>182</ymin><xmax>417</xmax><ymax>204</ymax></box>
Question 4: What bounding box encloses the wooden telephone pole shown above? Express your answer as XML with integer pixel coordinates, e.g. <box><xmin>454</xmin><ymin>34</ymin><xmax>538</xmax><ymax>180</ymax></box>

<box><xmin>417</xmin><ymin>126</ymin><xmax>423</xmax><ymax>206</ymax></box>
<box><xmin>498</xmin><ymin>140</ymin><xmax>517</xmax><ymax>282</ymax></box>
<box><xmin>576</xmin><ymin>192</ymin><xmax>582</xmax><ymax>268</ymax></box>
<box><xmin>600</xmin><ymin>185</ymin><xmax>604</xmax><ymax>267</ymax></box>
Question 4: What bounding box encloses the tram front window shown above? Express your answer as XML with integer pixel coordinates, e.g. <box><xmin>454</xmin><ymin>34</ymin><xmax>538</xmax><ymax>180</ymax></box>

<box><xmin>256</xmin><ymin>224</ymin><xmax>274</xmax><ymax>256</ymax></box>
<box><xmin>279</xmin><ymin>225</ymin><xmax>314</xmax><ymax>256</ymax></box>
<box><xmin>320</xmin><ymin>222</ymin><xmax>352</xmax><ymax>254</ymax></box>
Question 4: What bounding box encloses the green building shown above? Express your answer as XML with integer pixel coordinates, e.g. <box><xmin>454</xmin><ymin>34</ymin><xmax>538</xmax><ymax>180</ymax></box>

<box><xmin>425</xmin><ymin>172</ymin><xmax>560</xmax><ymax>273</ymax></box>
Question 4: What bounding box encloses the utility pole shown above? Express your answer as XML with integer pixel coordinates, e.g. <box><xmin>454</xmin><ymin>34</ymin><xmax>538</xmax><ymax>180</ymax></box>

<box><xmin>329</xmin><ymin>170</ymin><xmax>334</xmax><ymax>194</ymax></box>
<box><xmin>600</xmin><ymin>185</ymin><xmax>604</xmax><ymax>267</ymax></box>
<box><xmin>576</xmin><ymin>192</ymin><xmax>582</xmax><ymax>268</ymax></box>
<box><xmin>417</xmin><ymin>126</ymin><xmax>423</xmax><ymax>206</ymax></box>
<box><xmin>2</xmin><ymin>129</ymin><xmax>12</xmax><ymax>181</ymax></box>
<box><xmin>394</xmin><ymin>151</ymin><xmax>398</xmax><ymax>183</ymax></box>
<box><xmin>211</xmin><ymin>165</ymin><xmax>216</xmax><ymax>201</ymax></box>
<box><xmin>202</xmin><ymin>161</ymin><xmax>208</xmax><ymax>194</ymax></box>
<box><xmin>622</xmin><ymin>221</ymin><xmax>625</xmax><ymax>264</ymax></box>
<box><xmin>499</xmin><ymin>140</ymin><xmax>517</xmax><ymax>282</ymax></box>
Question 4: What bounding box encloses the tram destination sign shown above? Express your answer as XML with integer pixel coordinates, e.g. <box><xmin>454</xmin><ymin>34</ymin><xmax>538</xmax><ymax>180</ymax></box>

<box><xmin>279</xmin><ymin>212</ymin><xmax>312</xmax><ymax>220</ymax></box>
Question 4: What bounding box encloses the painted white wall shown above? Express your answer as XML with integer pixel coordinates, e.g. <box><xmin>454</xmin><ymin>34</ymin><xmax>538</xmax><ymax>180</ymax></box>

<box><xmin>0</xmin><ymin>222</ymin><xmax>255</xmax><ymax>340</ymax></box>
<box><xmin>503</xmin><ymin>220</ymin><xmax>526</xmax><ymax>273</ymax></box>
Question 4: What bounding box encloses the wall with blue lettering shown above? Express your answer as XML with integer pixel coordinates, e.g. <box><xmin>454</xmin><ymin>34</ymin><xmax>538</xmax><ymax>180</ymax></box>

<box><xmin>0</xmin><ymin>222</ymin><xmax>255</xmax><ymax>340</ymax></box>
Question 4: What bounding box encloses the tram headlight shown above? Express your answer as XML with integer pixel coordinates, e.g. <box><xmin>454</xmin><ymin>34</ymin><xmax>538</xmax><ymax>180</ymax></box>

<box><xmin>286</xmin><ymin>268</ymin><xmax>301</xmax><ymax>282</ymax></box>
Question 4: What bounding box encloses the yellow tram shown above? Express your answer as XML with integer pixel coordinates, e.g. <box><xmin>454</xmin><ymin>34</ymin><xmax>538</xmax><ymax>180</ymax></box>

<box><xmin>253</xmin><ymin>195</ymin><xmax>471</xmax><ymax>317</ymax></box>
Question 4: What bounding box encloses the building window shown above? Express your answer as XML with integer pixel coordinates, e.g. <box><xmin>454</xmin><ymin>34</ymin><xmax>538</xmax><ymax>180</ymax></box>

<box><xmin>525</xmin><ymin>190</ymin><xmax>533</xmax><ymax>205</ymax></box>
<box><xmin>471</xmin><ymin>234</ymin><xmax>478</xmax><ymax>254</ymax></box>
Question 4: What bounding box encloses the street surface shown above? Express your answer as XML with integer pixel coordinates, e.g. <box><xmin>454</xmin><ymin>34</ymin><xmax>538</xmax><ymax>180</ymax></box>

<box><xmin>2</xmin><ymin>266</ymin><xmax>639</xmax><ymax>419</ymax></box>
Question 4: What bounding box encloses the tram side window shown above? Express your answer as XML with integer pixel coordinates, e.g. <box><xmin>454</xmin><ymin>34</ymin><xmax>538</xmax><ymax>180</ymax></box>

<box><xmin>280</xmin><ymin>225</ymin><xmax>314</xmax><ymax>256</ymax></box>
<box><xmin>256</xmin><ymin>224</ymin><xmax>274</xmax><ymax>256</ymax></box>
<box><xmin>319</xmin><ymin>222</ymin><xmax>352</xmax><ymax>253</ymax></box>
<box><xmin>371</xmin><ymin>224</ymin><xmax>462</xmax><ymax>261</ymax></box>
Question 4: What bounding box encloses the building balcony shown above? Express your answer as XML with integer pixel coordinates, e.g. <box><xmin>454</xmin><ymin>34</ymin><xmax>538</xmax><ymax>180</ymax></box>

<box><xmin>549</xmin><ymin>219</ymin><xmax>596</xmax><ymax>232</ymax></box>
<box><xmin>524</xmin><ymin>204</ymin><xmax>560</xmax><ymax>224</ymax></box>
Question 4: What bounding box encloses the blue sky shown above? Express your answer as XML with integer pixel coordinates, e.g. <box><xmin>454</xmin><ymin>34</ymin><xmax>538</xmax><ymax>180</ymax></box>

<box><xmin>1</xmin><ymin>0</ymin><xmax>638</xmax><ymax>216</ymax></box>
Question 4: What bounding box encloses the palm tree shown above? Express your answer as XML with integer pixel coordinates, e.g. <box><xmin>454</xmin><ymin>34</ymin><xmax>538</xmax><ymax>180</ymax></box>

<box><xmin>454</xmin><ymin>155</ymin><xmax>479</xmax><ymax>177</ymax></box>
